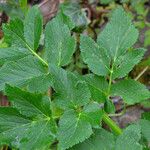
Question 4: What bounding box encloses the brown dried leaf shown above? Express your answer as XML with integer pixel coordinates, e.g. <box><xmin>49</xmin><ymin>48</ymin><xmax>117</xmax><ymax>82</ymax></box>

<box><xmin>38</xmin><ymin>0</ymin><xmax>60</xmax><ymax>24</ymax></box>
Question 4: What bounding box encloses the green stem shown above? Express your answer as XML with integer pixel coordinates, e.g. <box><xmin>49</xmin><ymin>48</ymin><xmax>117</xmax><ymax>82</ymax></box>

<box><xmin>103</xmin><ymin>62</ymin><xmax>122</xmax><ymax>135</ymax></box>
<box><xmin>103</xmin><ymin>113</ymin><xmax>122</xmax><ymax>135</ymax></box>
<box><xmin>25</xmin><ymin>44</ymin><xmax>48</xmax><ymax>67</ymax></box>
<box><xmin>107</xmin><ymin>69</ymin><xmax>113</xmax><ymax>95</ymax></box>
<box><xmin>107</xmin><ymin>62</ymin><xmax>115</xmax><ymax>96</ymax></box>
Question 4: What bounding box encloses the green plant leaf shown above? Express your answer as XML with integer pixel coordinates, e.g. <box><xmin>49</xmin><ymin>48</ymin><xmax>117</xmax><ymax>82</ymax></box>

<box><xmin>104</xmin><ymin>99</ymin><xmax>115</xmax><ymax>113</ymax></box>
<box><xmin>45</xmin><ymin>16</ymin><xmax>76</xmax><ymax>67</ymax></box>
<box><xmin>57</xmin><ymin>9</ymin><xmax>75</xmax><ymax>30</ymax></box>
<box><xmin>142</xmin><ymin>112</ymin><xmax>150</xmax><ymax>121</ymax></box>
<box><xmin>111</xmin><ymin>79</ymin><xmax>150</xmax><ymax>104</ymax></box>
<box><xmin>3</xmin><ymin>18</ymin><xmax>25</xmax><ymax>47</ymax></box>
<box><xmin>139</xmin><ymin>57</ymin><xmax>150</xmax><ymax>67</ymax></box>
<box><xmin>3</xmin><ymin>6</ymin><xmax>42</xmax><ymax>51</ymax></box>
<box><xmin>49</xmin><ymin>66</ymin><xmax>91</xmax><ymax>109</ymax></box>
<box><xmin>0</xmin><ymin>85</ymin><xmax>57</xmax><ymax>149</ymax></box>
<box><xmin>57</xmin><ymin>109</ymin><xmax>93</xmax><ymax>150</ymax></box>
<box><xmin>0</xmin><ymin>56</ymin><xmax>47</xmax><ymax>91</ymax></box>
<box><xmin>61</xmin><ymin>2</ymin><xmax>90</xmax><ymax>30</ymax></box>
<box><xmin>80</xmin><ymin>7</ymin><xmax>140</xmax><ymax>78</ymax></box>
<box><xmin>97</xmin><ymin>7</ymin><xmax>138</xmax><ymax>60</ymax></box>
<box><xmin>0</xmin><ymin>0</ymin><xmax>25</xmax><ymax>19</ymax></box>
<box><xmin>27</xmin><ymin>74</ymin><xmax>53</xmax><ymax>93</ymax></box>
<box><xmin>0</xmin><ymin>47</ymin><xmax>30</xmax><ymax>66</ymax></box>
<box><xmin>70</xmin><ymin>128</ymin><xmax>115</xmax><ymax>150</ymax></box>
<box><xmin>82</xmin><ymin>102</ymin><xmax>104</xmax><ymax>127</ymax></box>
<box><xmin>0</xmin><ymin>108</ymin><xmax>56</xmax><ymax>150</ymax></box>
<box><xmin>112</xmin><ymin>48</ymin><xmax>146</xmax><ymax>79</ymax></box>
<box><xmin>19</xmin><ymin>0</ymin><xmax>28</xmax><ymax>14</ymax></box>
<box><xmin>5</xmin><ymin>85</ymin><xmax>51</xmax><ymax>118</ymax></box>
<box><xmin>80</xmin><ymin>35</ymin><xmax>110</xmax><ymax>76</ymax></box>
<box><xmin>100</xmin><ymin>0</ymin><xmax>114</xmax><ymax>4</ymax></box>
<box><xmin>83</xmin><ymin>74</ymin><xmax>108</xmax><ymax>103</ymax></box>
<box><xmin>115</xmin><ymin>124</ymin><xmax>143</xmax><ymax>150</ymax></box>
<box><xmin>139</xmin><ymin>119</ymin><xmax>150</xmax><ymax>142</ymax></box>
<box><xmin>2</xmin><ymin>11</ymin><xmax>47</xmax><ymax>67</ymax></box>
<box><xmin>24</xmin><ymin>6</ymin><xmax>42</xmax><ymax>51</ymax></box>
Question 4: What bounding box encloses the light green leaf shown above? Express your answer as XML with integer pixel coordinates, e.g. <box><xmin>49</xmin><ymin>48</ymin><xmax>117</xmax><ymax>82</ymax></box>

<box><xmin>80</xmin><ymin>35</ymin><xmax>110</xmax><ymax>76</ymax></box>
<box><xmin>111</xmin><ymin>79</ymin><xmax>150</xmax><ymax>104</ymax></box>
<box><xmin>0</xmin><ymin>56</ymin><xmax>47</xmax><ymax>91</ymax></box>
<box><xmin>97</xmin><ymin>7</ymin><xmax>138</xmax><ymax>59</ymax></box>
<box><xmin>116</xmin><ymin>124</ymin><xmax>143</xmax><ymax>150</ymax></box>
<box><xmin>5</xmin><ymin>85</ymin><xmax>51</xmax><ymax>118</ymax></box>
<box><xmin>19</xmin><ymin>0</ymin><xmax>27</xmax><ymax>8</ymax></box>
<box><xmin>83</xmin><ymin>74</ymin><xmax>108</xmax><ymax>102</ymax></box>
<box><xmin>49</xmin><ymin>66</ymin><xmax>91</xmax><ymax>109</ymax></box>
<box><xmin>0</xmin><ymin>47</ymin><xmax>30</xmax><ymax>66</ymax></box>
<box><xmin>57</xmin><ymin>109</ymin><xmax>93</xmax><ymax>150</ymax></box>
<box><xmin>70</xmin><ymin>128</ymin><xmax>115</xmax><ymax>150</ymax></box>
<box><xmin>45</xmin><ymin>16</ymin><xmax>76</xmax><ymax>67</ymax></box>
<box><xmin>112</xmin><ymin>48</ymin><xmax>146</xmax><ymax>79</ymax></box>
<box><xmin>24</xmin><ymin>6</ymin><xmax>42</xmax><ymax>51</ymax></box>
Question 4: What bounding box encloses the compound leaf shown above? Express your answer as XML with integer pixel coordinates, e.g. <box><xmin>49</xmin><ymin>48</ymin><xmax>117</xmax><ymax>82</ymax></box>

<box><xmin>80</xmin><ymin>7</ymin><xmax>141</xmax><ymax>79</ymax></box>
<box><xmin>97</xmin><ymin>7</ymin><xmax>138</xmax><ymax>59</ymax></box>
<box><xmin>111</xmin><ymin>79</ymin><xmax>150</xmax><ymax>104</ymax></box>
<box><xmin>0</xmin><ymin>85</ymin><xmax>57</xmax><ymax>149</ymax></box>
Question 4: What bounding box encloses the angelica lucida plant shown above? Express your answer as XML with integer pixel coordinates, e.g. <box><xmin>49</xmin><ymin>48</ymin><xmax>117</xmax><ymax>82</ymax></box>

<box><xmin>0</xmin><ymin>5</ymin><xmax>149</xmax><ymax>150</ymax></box>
